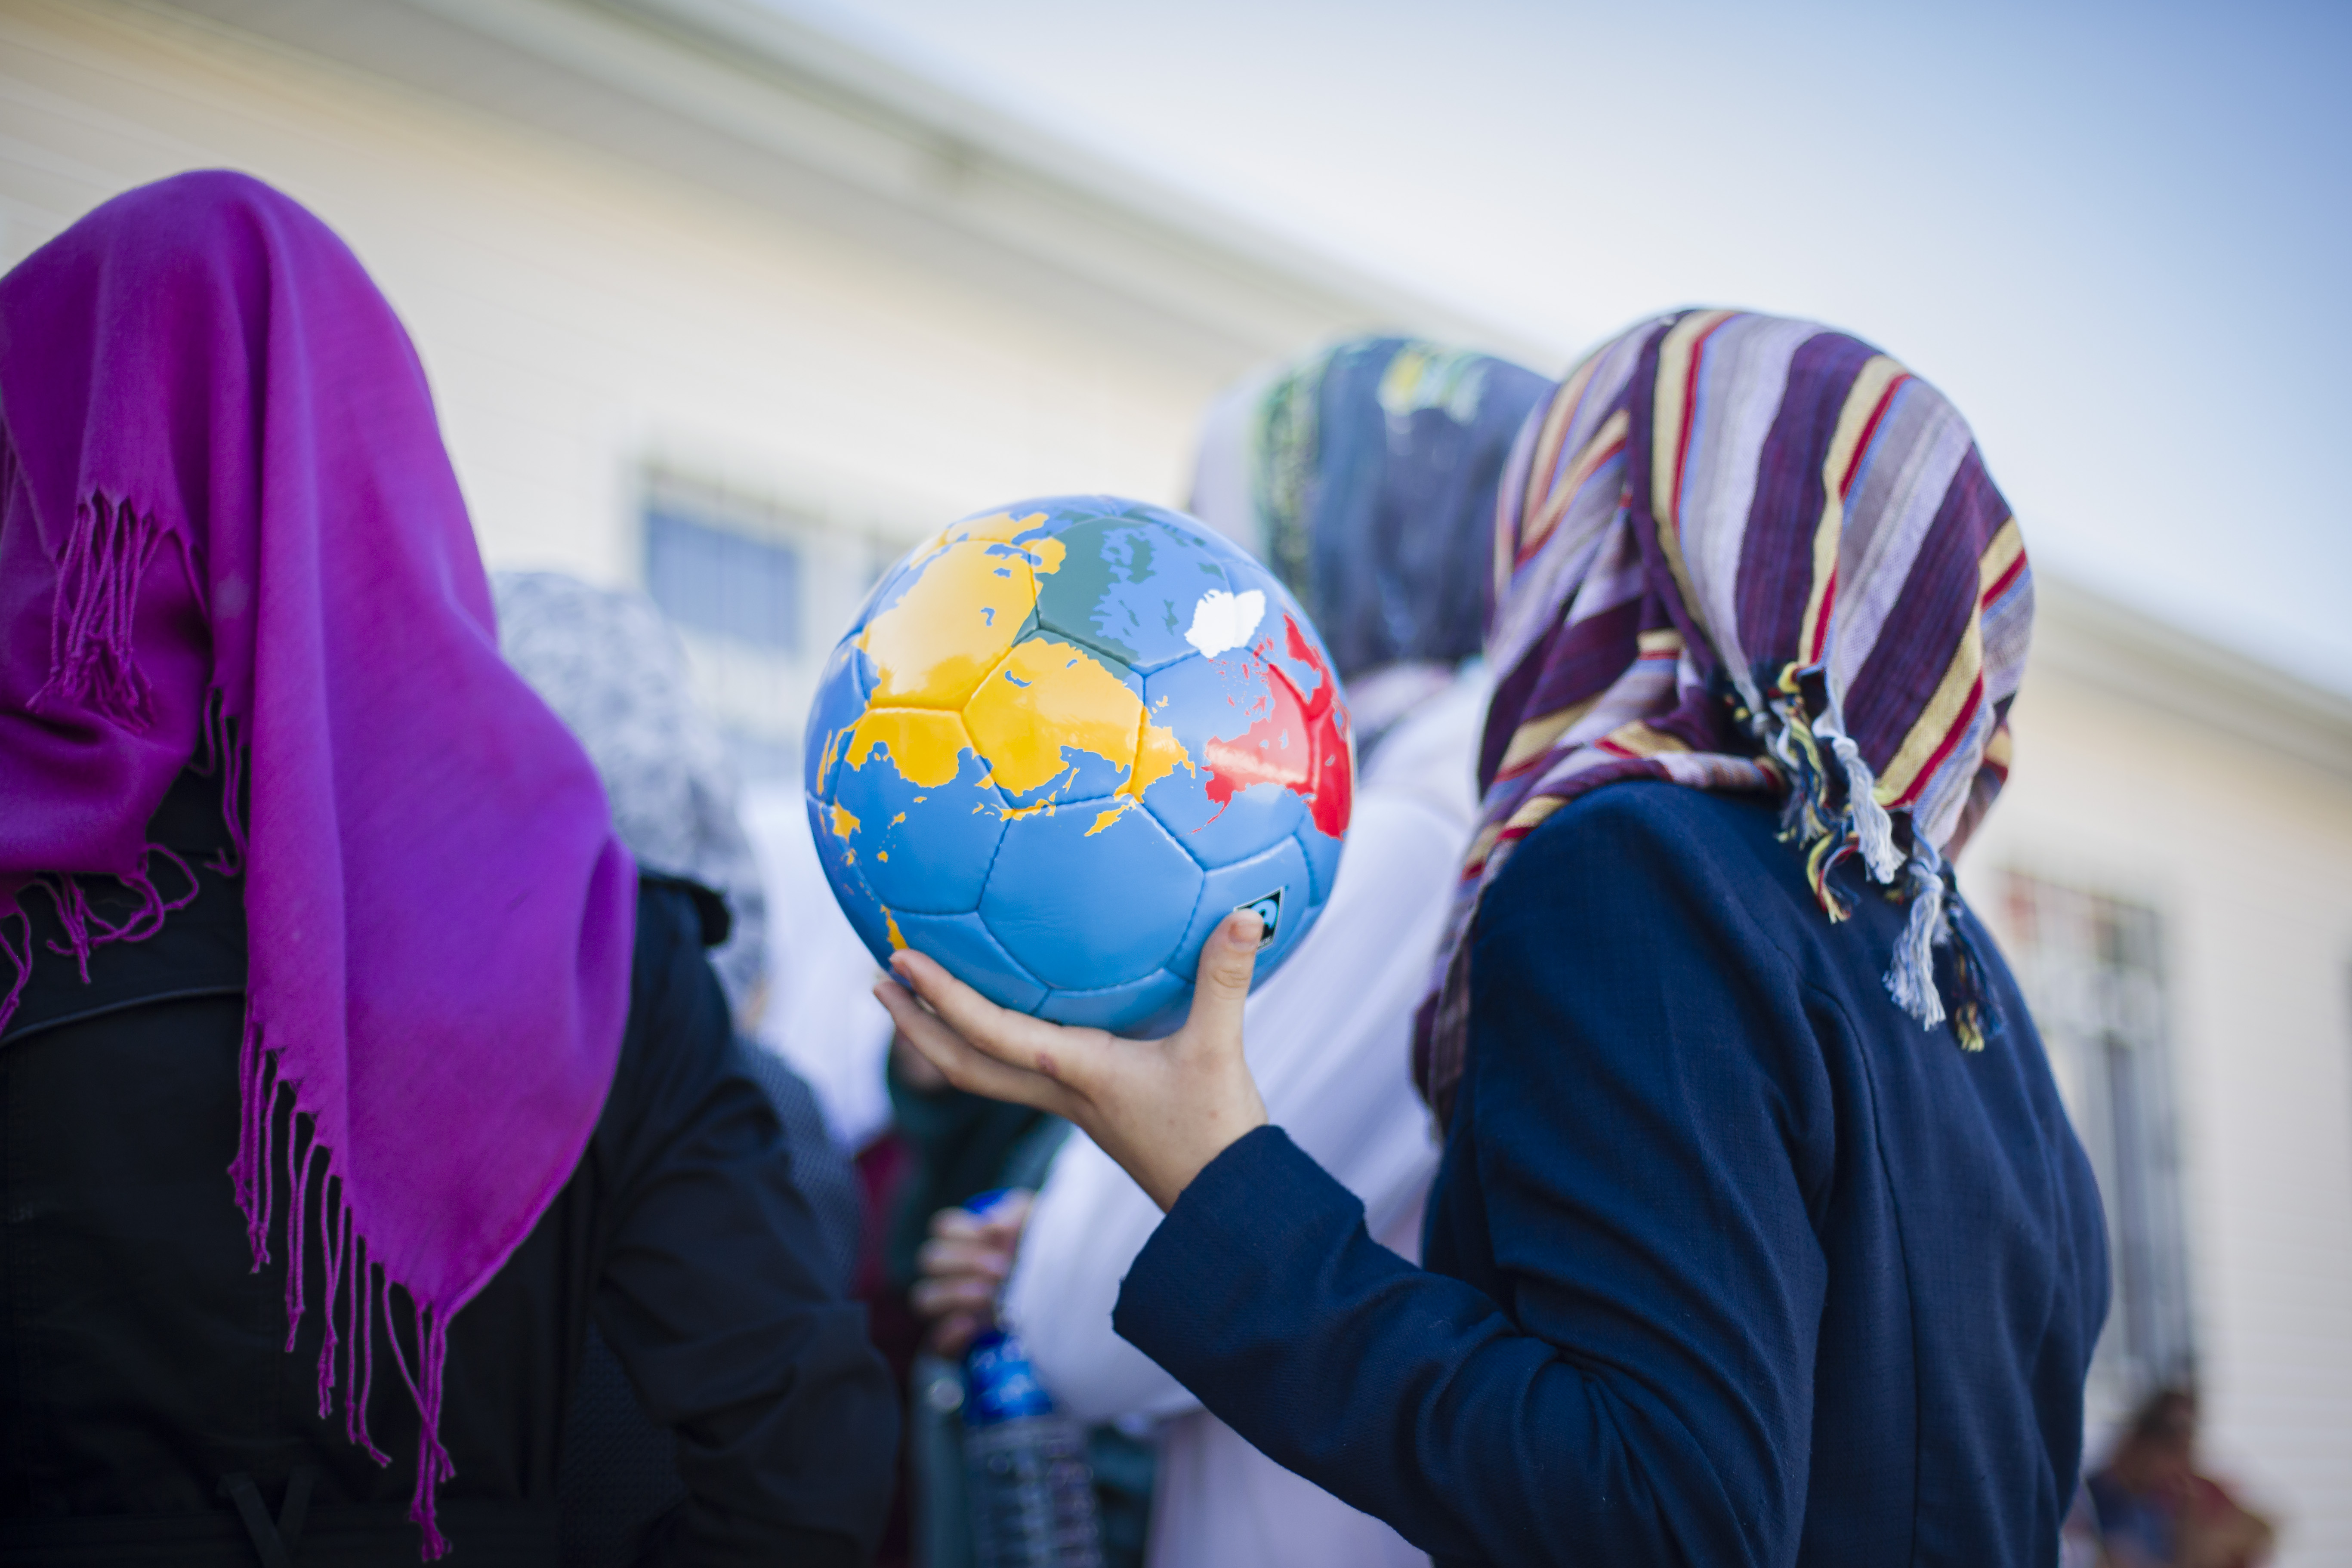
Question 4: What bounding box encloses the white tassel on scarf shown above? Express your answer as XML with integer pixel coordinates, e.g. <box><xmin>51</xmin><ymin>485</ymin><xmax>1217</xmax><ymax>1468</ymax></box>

<box><xmin>1884</xmin><ymin>842</ymin><xmax>1950</xmax><ymax>1030</ymax></box>
<box><xmin>1823</xmin><ymin>725</ymin><xmax>1902</xmax><ymax>886</ymax></box>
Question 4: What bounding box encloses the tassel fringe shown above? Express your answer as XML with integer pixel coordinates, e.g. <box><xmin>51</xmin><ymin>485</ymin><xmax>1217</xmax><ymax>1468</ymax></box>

<box><xmin>235</xmin><ymin>1025</ymin><xmax>453</xmax><ymax>1558</ymax></box>
<box><xmin>33</xmin><ymin>494</ymin><xmax>164</xmax><ymax>728</ymax></box>
<box><xmin>1883</xmin><ymin>846</ymin><xmax>1948</xmax><ymax>1030</ymax></box>
<box><xmin>183</xmin><ymin>696</ymin><xmax>444</xmax><ymax>1556</ymax></box>
<box><xmin>1940</xmin><ymin>907</ymin><xmax>2002</xmax><ymax>1053</ymax></box>
<box><xmin>0</xmin><ymin>846</ymin><xmax>200</xmax><ymax>1034</ymax></box>
<box><xmin>1825</xmin><ymin>729</ymin><xmax>1901</xmax><ymax>884</ymax></box>
<box><xmin>196</xmin><ymin>688</ymin><xmax>250</xmax><ymax>877</ymax></box>
<box><xmin>0</xmin><ymin>905</ymin><xmax>29</xmax><ymax>1037</ymax></box>
<box><xmin>1748</xmin><ymin>660</ymin><xmax>1990</xmax><ymax>1053</ymax></box>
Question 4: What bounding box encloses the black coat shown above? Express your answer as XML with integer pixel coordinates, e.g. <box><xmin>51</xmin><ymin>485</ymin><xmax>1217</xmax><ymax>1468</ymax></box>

<box><xmin>0</xmin><ymin>771</ymin><xmax>897</xmax><ymax>1566</ymax></box>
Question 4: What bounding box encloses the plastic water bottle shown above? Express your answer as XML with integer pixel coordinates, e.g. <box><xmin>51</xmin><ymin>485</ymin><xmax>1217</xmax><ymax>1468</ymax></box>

<box><xmin>962</xmin><ymin>1327</ymin><xmax>1103</xmax><ymax>1567</ymax></box>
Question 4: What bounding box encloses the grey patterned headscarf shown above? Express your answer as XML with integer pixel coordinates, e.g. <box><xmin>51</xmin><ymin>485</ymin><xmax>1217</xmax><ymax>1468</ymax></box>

<box><xmin>493</xmin><ymin>571</ymin><xmax>767</xmax><ymax>1019</ymax></box>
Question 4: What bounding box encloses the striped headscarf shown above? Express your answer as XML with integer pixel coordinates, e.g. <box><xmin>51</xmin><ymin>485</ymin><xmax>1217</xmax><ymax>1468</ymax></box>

<box><xmin>1417</xmin><ymin>309</ymin><xmax>2032</xmax><ymax>1118</ymax></box>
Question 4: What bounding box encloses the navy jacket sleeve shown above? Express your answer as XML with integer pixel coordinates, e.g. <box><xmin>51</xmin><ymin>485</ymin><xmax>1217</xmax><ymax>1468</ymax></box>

<box><xmin>590</xmin><ymin>886</ymin><xmax>899</xmax><ymax>1566</ymax></box>
<box><xmin>1113</xmin><ymin>796</ymin><xmax>1841</xmax><ymax>1567</ymax></box>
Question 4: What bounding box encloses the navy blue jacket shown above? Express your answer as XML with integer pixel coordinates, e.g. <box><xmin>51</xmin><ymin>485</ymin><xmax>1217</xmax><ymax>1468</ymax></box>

<box><xmin>1114</xmin><ymin>781</ymin><xmax>2108</xmax><ymax>1567</ymax></box>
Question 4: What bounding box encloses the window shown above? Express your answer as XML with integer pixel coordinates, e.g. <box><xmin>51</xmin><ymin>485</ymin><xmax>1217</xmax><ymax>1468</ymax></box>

<box><xmin>646</xmin><ymin>505</ymin><xmax>802</xmax><ymax>654</ymax></box>
<box><xmin>639</xmin><ymin>474</ymin><xmax>891</xmax><ymax>784</ymax></box>
<box><xmin>2001</xmin><ymin>874</ymin><xmax>2195</xmax><ymax>1410</ymax></box>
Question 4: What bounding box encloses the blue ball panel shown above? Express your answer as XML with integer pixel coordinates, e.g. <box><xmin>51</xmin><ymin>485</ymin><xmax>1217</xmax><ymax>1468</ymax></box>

<box><xmin>1163</xmin><ymin>835</ymin><xmax>1315</xmax><ymax>991</ymax></box>
<box><xmin>803</xmin><ymin>639</ymin><xmax>873</xmax><ymax>799</ymax></box>
<box><xmin>807</xmin><ymin>794</ymin><xmax>894</xmax><ymax>967</ymax></box>
<box><xmin>981</xmin><ymin>797</ymin><xmax>1202</xmax><ymax>990</ymax></box>
<box><xmin>1031</xmin><ymin>513</ymin><xmax>1236</xmax><ymax>674</ymax></box>
<box><xmin>1299</xmin><ymin>818</ymin><xmax>1347</xmax><ymax>906</ymax></box>
<box><xmin>1139</xmin><ymin>653</ymin><xmax>1306</xmax><ymax>869</ymax></box>
<box><xmin>887</xmin><ymin>909</ymin><xmax>1049</xmax><ymax>1013</ymax></box>
<box><xmin>1041</xmin><ymin>968</ymin><xmax>1191</xmax><ymax>1037</ymax></box>
<box><xmin>830</xmin><ymin>725</ymin><xmax>1005</xmax><ymax>915</ymax></box>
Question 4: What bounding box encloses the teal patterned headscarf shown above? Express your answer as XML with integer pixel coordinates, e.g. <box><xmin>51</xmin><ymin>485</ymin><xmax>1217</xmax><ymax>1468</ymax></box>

<box><xmin>1198</xmin><ymin>337</ymin><xmax>1553</xmax><ymax>682</ymax></box>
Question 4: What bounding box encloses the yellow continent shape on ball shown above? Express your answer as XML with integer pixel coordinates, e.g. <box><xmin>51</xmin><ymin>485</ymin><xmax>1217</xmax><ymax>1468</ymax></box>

<box><xmin>839</xmin><ymin>512</ymin><xmax>1193</xmax><ymax>823</ymax></box>
<box><xmin>858</xmin><ymin>511</ymin><xmax>1065</xmax><ymax>707</ymax></box>
<box><xmin>843</xmin><ymin>708</ymin><xmax>969</xmax><ymax>790</ymax></box>
<box><xmin>964</xmin><ymin>637</ymin><xmax>1190</xmax><ymax>800</ymax></box>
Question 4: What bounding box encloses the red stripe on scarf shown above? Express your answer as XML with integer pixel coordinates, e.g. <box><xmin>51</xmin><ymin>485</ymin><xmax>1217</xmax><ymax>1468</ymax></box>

<box><xmin>1982</xmin><ymin>550</ymin><xmax>2026</xmax><ymax>606</ymax></box>
<box><xmin>1892</xmin><ymin>672</ymin><xmax>1985</xmax><ymax>809</ymax></box>
<box><xmin>1669</xmin><ymin>315</ymin><xmax>1737</xmax><ymax>534</ymax></box>
<box><xmin>1838</xmin><ymin>373</ymin><xmax>1912</xmax><ymax>498</ymax></box>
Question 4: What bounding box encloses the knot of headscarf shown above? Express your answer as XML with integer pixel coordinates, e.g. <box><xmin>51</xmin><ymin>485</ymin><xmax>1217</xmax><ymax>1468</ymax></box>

<box><xmin>0</xmin><ymin>173</ymin><xmax>633</xmax><ymax>1558</ymax></box>
<box><xmin>1416</xmin><ymin>310</ymin><xmax>2032</xmax><ymax>1121</ymax></box>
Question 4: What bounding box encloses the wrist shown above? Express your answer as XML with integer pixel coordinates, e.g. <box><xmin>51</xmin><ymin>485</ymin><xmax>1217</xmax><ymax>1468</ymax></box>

<box><xmin>1127</xmin><ymin>1092</ymin><xmax>1267</xmax><ymax>1212</ymax></box>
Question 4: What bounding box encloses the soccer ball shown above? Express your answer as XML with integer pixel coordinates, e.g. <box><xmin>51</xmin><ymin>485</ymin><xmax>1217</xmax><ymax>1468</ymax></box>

<box><xmin>804</xmin><ymin>496</ymin><xmax>1353</xmax><ymax>1035</ymax></box>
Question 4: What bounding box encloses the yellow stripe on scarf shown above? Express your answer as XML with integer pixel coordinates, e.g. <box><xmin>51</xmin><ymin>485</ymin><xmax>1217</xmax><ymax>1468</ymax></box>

<box><xmin>1648</xmin><ymin>310</ymin><xmax>1738</xmax><ymax>647</ymax></box>
<box><xmin>1873</xmin><ymin>519</ymin><xmax>2019</xmax><ymax>806</ymax></box>
<box><xmin>1598</xmin><ymin>720</ymin><xmax>1691</xmax><ymax>759</ymax></box>
<box><xmin>1464</xmin><ymin>790</ymin><xmax>1572</xmax><ymax>874</ymax></box>
<box><xmin>1521</xmin><ymin>351</ymin><xmax>1605</xmax><ymax>537</ymax></box>
<box><xmin>1801</xmin><ymin>354</ymin><xmax>1908</xmax><ymax>664</ymax></box>
<box><xmin>1977</xmin><ymin>515</ymin><xmax>2026</xmax><ymax>601</ymax></box>
<box><xmin>1520</xmin><ymin>409</ymin><xmax>1629</xmax><ymax>561</ymax></box>
<box><xmin>1497</xmin><ymin>696</ymin><xmax>1601</xmax><ymax>776</ymax></box>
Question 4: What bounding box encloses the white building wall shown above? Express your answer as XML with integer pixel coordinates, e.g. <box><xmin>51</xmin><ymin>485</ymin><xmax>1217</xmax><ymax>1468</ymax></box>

<box><xmin>0</xmin><ymin>0</ymin><xmax>1266</xmax><ymax>610</ymax></box>
<box><xmin>1963</xmin><ymin>666</ymin><xmax>2352</xmax><ymax>1562</ymax></box>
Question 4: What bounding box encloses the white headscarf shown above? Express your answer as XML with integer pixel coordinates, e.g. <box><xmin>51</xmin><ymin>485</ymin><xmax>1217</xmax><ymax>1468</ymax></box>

<box><xmin>493</xmin><ymin>571</ymin><xmax>768</xmax><ymax>1019</ymax></box>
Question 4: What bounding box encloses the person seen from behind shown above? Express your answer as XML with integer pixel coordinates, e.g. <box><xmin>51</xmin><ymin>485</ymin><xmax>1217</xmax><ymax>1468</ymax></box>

<box><xmin>881</xmin><ymin>310</ymin><xmax>2111</xmax><ymax>1565</ymax></box>
<box><xmin>493</xmin><ymin>570</ymin><xmax>869</xmax><ymax>1564</ymax></box>
<box><xmin>2087</xmin><ymin>1389</ymin><xmax>2277</xmax><ymax>1568</ymax></box>
<box><xmin>0</xmin><ymin>172</ymin><xmax>894</xmax><ymax>1566</ymax></box>
<box><xmin>910</xmin><ymin>336</ymin><xmax>1551</xmax><ymax>1568</ymax></box>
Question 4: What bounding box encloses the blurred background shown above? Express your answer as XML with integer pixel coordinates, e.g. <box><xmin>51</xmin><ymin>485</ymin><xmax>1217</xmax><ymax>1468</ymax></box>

<box><xmin>4</xmin><ymin>0</ymin><xmax>2347</xmax><ymax>1556</ymax></box>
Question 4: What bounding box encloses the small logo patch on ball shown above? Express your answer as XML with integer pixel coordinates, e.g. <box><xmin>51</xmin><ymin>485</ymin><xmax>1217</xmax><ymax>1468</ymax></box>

<box><xmin>1236</xmin><ymin>888</ymin><xmax>1284</xmax><ymax>950</ymax></box>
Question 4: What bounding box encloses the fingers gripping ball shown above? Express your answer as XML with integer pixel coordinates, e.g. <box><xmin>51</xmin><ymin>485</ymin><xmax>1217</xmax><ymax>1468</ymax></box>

<box><xmin>808</xmin><ymin>497</ymin><xmax>1353</xmax><ymax>1035</ymax></box>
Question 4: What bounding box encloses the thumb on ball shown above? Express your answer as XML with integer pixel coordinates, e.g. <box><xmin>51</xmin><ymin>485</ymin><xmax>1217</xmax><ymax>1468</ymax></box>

<box><xmin>1193</xmin><ymin>910</ymin><xmax>1260</xmax><ymax>1015</ymax></box>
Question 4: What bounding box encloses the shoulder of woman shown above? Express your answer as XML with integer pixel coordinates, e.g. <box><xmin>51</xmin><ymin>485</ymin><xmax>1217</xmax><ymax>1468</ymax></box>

<box><xmin>1469</xmin><ymin>781</ymin><xmax>1833</xmax><ymax>1056</ymax></box>
<box><xmin>1484</xmin><ymin>780</ymin><xmax>1796</xmax><ymax>930</ymax></box>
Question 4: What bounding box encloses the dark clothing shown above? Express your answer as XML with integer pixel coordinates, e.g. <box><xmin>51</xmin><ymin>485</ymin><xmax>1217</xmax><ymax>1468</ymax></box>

<box><xmin>1115</xmin><ymin>781</ymin><xmax>2109</xmax><ymax>1568</ymax></box>
<box><xmin>556</xmin><ymin>1048</ymin><xmax>867</xmax><ymax>1568</ymax></box>
<box><xmin>882</xmin><ymin>1073</ymin><xmax>1047</xmax><ymax>1292</ymax></box>
<box><xmin>745</xmin><ymin>1051</ymin><xmax>866</xmax><ymax>1298</ymax></box>
<box><xmin>0</xmin><ymin>772</ymin><xmax>896</xmax><ymax>1566</ymax></box>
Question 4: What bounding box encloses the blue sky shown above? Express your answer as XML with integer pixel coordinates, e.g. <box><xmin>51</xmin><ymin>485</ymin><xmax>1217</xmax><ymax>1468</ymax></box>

<box><xmin>793</xmin><ymin>0</ymin><xmax>2352</xmax><ymax>691</ymax></box>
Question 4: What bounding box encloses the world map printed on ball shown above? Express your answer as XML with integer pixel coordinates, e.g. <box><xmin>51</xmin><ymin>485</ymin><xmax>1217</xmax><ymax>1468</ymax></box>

<box><xmin>804</xmin><ymin>496</ymin><xmax>1354</xmax><ymax>1035</ymax></box>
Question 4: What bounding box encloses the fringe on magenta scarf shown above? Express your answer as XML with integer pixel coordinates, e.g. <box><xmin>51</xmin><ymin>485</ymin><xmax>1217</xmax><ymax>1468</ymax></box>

<box><xmin>0</xmin><ymin>171</ymin><xmax>635</xmax><ymax>1558</ymax></box>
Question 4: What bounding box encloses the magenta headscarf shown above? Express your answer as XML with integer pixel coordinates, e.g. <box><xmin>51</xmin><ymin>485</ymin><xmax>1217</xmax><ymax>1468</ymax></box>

<box><xmin>0</xmin><ymin>172</ymin><xmax>635</xmax><ymax>1556</ymax></box>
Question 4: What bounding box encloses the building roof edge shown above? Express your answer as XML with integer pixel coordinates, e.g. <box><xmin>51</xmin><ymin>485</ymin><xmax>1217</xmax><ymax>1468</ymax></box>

<box><xmin>2031</xmin><ymin>574</ymin><xmax>2352</xmax><ymax>784</ymax></box>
